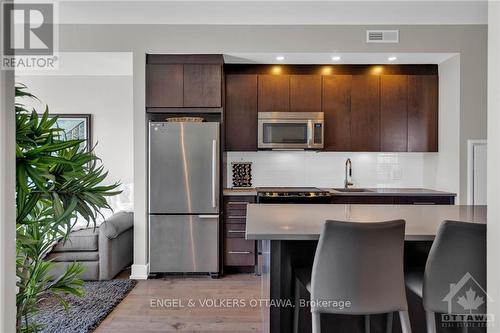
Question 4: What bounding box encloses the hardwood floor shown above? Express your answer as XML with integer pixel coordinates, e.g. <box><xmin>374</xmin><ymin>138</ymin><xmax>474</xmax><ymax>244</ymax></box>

<box><xmin>95</xmin><ymin>274</ymin><xmax>263</xmax><ymax>332</ymax></box>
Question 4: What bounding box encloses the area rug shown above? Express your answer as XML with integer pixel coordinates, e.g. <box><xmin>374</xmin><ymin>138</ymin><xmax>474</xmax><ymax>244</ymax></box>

<box><xmin>31</xmin><ymin>279</ymin><xmax>137</xmax><ymax>333</ymax></box>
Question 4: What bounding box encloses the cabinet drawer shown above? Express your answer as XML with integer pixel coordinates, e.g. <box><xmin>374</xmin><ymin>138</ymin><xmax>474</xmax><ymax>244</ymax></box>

<box><xmin>224</xmin><ymin>197</ymin><xmax>255</xmax><ymax>216</ymax></box>
<box><xmin>225</xmin><ymin>216</ymin><xmax>247</xmax><ymax>224</ymax></box>
<box><xmin>225</xmin><ymin>207</ymin><xmax>247</xmax><ymax>217</ymax></box>
<box><xmin>225</xmin><ymin>223</ymin><xmax>246</xmax><ymax>238</ymax></box>
<box><xmin>225</xmin><ymin>196</ymin><xmax>255</xmax><ymax>204</ymax></box>
<box><xmin>224</xmin><ymin>238</ymin><xmax>256</xmax><ymax>266</ymax></box>
<box><xmin>226</xmin><ymin>201</ymin><xmax>250</xmax><ymax>207</ymax></box>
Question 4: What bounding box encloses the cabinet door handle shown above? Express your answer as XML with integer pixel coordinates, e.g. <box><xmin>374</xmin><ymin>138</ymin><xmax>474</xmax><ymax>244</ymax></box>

<box><xmin>228</xmin><ymin>230</ymin><xmax>245</xmax><ymax>233</ymax></box>
<box><xmin>227</xmin><ymin>216</ymin><xmax>246</xmax><ymax>219</ymax></box>
<box><xmin>227</xmin><ymin>202</ymin><xmax>249</xmax><ymax>206</ymax></box>
<box><xmin>413</xmin><ymin>202</ymin><xmax>436</xmax><ymax>205</ymax></box>
<box><xmin>228</xmin><ymin>251</ymin><xmax>251</xmax><ymax>254</ymax></box>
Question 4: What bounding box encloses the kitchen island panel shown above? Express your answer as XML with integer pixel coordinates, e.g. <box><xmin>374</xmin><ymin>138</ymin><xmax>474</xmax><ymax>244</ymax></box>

<box><xmin>246</xmin><ymin>204</ymin><xmax>486</xmax><ymax>241</ymax></box>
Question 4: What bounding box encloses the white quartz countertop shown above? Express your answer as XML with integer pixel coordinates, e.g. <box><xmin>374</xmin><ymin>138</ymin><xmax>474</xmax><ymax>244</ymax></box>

<box><xmin>327</xmin><ymin>188</ymin><xmax>456</xmax><ymax>196</ymax></box>
<box><xmin>223</xmin><ymin>187</ymin><xmax>455</xmax><ymax>197</ymax></box>
<box><xmin>246</xmin><ymin>204</ymin><xmax>486</xmax><ymax>241</ymax></box>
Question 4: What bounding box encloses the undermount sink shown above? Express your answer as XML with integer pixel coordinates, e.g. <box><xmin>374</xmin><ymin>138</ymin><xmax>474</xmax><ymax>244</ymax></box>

<box><xmin>332</xmin><ymin>188</ymin><xmax>374</xmax><ymax>193</ymax></box>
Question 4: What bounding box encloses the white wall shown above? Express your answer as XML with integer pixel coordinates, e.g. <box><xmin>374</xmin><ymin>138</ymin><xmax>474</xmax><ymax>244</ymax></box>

<box><xmin>423</xmin><ymin>55</ymin><xmax>461</xmax><ymax>200</ymax></box>
<box><xmin>16</xmin><ymin>74</ymin><xmax>134</xmax><ymax>186</ymax></box>
<box><xmin>487</xmin><ymin>0</ymin><xmax>500</xmax><ymax>325</ymax></box>
<box><xmin>0</xmin><ymin>68</ymin><xmax>16</xmax><ymax>332</ymax></box>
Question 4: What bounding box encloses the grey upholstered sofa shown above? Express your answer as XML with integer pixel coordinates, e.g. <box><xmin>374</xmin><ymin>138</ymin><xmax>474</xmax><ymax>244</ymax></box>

<box><xmin>47</xmin><ymin>211</ymin><xmax>133</xmax><ymax>280</ymax></box>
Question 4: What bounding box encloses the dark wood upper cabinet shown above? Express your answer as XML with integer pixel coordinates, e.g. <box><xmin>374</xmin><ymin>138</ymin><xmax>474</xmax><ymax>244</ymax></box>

<box><xmin>350</xmin><ymin>75</ymin><xmax>381</xmax><ymax>151</ymax></box>
<box><xmin>183</xmin><ymin>64</ymin><xmax>222</xmax><ymax>107</ymax></box>
<box><xmin>258</xmin><ymin>75</ymin><xmax>290</xmax><ymax>112</ymax></box>
<box><xmin>146</xmin><ymin>64</ymin><xmax>183</xmax><ymax>107</ymax></box>
<box><xmin>408</xmin><ymin>75</ymin><xmax>438</xmax><ymax>152</ymax></box>
<box><xmin>322</xmin><ymin>75</ymin><xmax>352</xmax><ymax>151</ymax></box>
<box><xmin>225</xmin><ymin>74</ymin><xmax>258</xmax><ymax>151</ymax></box>
<box><xmin>154</xmin><ymin>62</ymin><xmax>440</xmax><ymax>153</ymax></box>
<box><xmin>381</xmin><ymin>75</ymin><xmax>408</xmax><ymax>152</ymax></box>
<box><xmin>290</xmin><ymin>75</ymin><xmax>321</xmax><ymax>112</ymax></box>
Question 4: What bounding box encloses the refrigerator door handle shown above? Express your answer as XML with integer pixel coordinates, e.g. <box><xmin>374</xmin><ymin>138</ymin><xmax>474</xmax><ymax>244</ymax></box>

<box><xmin>211</xmin><ymin>139</ymin><xmax>217</xmax><ymax>208</ymax></box>
<box><xmin>198</xmin><ymin>215</ymin><xmax>219</xmax><ymax>219</ymax></box>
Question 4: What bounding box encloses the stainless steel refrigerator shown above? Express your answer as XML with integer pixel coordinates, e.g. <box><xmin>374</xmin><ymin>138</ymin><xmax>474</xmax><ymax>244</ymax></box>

<box><xmin>148</xmin><ymin>121</ymin><xmax>219</xmax><ymax>274</ymax></box>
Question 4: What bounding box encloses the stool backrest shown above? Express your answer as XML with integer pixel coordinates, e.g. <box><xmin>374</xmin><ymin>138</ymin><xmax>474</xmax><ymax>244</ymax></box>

<box><xmin>423</xmin><ymin>220</ymin><xmax>486</xmax><ymax>314</ymax></box>
<box><xmin>311</xmin><ymin>220</ymin><xmax>407</xmax><ymax>315</ymax></box>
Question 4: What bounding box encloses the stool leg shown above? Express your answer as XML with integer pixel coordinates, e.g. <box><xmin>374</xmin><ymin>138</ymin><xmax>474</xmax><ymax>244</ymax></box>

<box><xmin>399</xmin><ymin>311</ymin><xmax>412</xmax><ymax>333</ymax></box>
<box><xmin>293</xmin><ymin>277</ymin><xmax>300</xmax><ymax>333</ymax></box>
<box><xmin>364</xmin><ymin>315</ymin><xmax>371</xmax><ymax>333</ymax></box>
<box><xmin>386</xmin><ymin>312</ymin><xmax>393</xmax><ymax>333</ymax></box>
<box><xmin>312</xmin><ymin>312</ymin><xmax>321</xmax><ymax>333</ymax></box>
<box><xmin>426</xmin><ymin>311</ymin><xmax>436</xmax><ymax>333</ymax></box>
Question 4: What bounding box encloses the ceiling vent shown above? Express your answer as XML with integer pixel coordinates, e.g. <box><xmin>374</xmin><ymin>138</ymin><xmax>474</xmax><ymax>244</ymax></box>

<box><xmin>366</xmin><ymin>30</ymin><xmax>399</xmax><ymax>43</ymax></box>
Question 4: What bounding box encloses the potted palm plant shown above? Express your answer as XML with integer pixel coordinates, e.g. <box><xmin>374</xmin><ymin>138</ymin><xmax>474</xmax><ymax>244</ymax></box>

<box><xmin>15</xmin><ymin>84</ymin><xmax>120</xmax><ymax>332</ymax></box>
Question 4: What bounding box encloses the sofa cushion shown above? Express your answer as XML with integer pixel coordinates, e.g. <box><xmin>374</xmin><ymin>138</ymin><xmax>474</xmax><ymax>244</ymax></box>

<box><xmin>100</xmin><ymin>211</ymin><xmax>133</xmax><ymax>239</ymax></box>
<box><xmin>50</xmin><ymin>261</ymin><xmax>99</xmax><ymax>281</ymax></box>
<box><xmin>52</xmin><ymin>228</ymin><xmax>99</xmax><ymax>252</ymax></box>
<box><xmin>47</xmin><ymin>251</ymin><xmax>99</xmax><ymax>262</ymax></box>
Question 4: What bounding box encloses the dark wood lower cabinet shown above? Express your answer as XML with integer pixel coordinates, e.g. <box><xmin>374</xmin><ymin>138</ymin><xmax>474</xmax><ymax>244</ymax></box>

<box><xmin>394</xmin><ymin>196</ymin><xmax>454</xmax><ymax>205</ymax></box>
<box><xmin>222</xmin><ymin>193</ymin><xmax>454</xmax><ymax>274</ymax></box>
<box><xmin>223</xmin><ymin>196</ymin><xmax>257</xmax><ymax>270</ymax></box>
<box><xmin>224</xmin><ymin>238</ymin><xmax>256</xmax><ymax>266</ymax></box>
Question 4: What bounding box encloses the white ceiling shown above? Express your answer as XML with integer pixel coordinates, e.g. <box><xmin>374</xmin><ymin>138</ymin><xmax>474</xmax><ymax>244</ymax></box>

<box><xmin>223</xmin><ymin>52</ymin><xmax>458</xmax><ymax>64</ymax></box>
<box><xmin>57</xmin><ymin>1</ymin><xmax>487</xmax><ymax>25</ymax></box>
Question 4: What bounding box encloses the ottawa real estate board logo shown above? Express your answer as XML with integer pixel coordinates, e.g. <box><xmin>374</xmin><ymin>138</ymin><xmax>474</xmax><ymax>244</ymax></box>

<box><xmin>441</xmin><ymin>272</ymin><xmax>494</xmax><ymax>329</ymax></box>
<box><xmin>1</xmin><ymin>1</ymin><xmax>58</xmax><ymax>70</ymax></box>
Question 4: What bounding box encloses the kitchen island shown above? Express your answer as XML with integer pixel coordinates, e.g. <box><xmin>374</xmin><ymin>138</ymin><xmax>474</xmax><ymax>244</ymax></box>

<box><xmin>246</xmin><ymin>204</ymin><xmax>486</xmax><ymax>333</ymax></box>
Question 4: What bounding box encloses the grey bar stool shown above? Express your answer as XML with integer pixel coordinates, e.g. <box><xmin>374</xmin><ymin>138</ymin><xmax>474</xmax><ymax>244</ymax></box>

<box><xmin>405</xmin><ymin>220</ymin><xmax>486</xmax><ymax>333</ymax></box>
<box><xmin>294</xmin><ymin>220</ymin><xmax>412</xmax><ymax>333</ymax></box>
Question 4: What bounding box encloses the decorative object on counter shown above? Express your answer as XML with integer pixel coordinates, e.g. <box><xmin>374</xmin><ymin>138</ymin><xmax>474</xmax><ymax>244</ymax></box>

<box><xmin>165</xmin><ymin>116</ymin><xmax>204</xmax><ymax>122</ymax></box>
<box><xmin>231</xmin><ymin>162</ymin><xmax>252</xmax><ymax>188</ymax></box>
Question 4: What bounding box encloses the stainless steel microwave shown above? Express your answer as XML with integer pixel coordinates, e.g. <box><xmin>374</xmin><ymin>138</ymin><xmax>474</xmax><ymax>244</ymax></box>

<box><xmin>257</xmin><ymin>112</ymin><xmax>324</xmax><ymax>150</ymax></box>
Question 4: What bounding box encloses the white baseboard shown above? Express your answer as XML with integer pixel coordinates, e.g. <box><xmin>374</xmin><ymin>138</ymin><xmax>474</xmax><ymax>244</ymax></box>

<box><xmin>130</xmin><ymin>263</ymin><xmax>149</xmax><ymax>280</ymax></box>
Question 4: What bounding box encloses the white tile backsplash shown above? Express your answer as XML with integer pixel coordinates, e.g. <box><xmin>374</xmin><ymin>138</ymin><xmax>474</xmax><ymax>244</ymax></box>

<box><xmin>227</xmin><ymin>151</ymin><xmax>428</xmax><ymax>188</ymax></box>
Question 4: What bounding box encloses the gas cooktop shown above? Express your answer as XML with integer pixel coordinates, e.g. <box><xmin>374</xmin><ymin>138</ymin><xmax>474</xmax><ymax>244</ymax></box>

<box><xmin>256</xmin><ymin>187</ymin><xmax>331</xmax><ymax>197</ymax></box>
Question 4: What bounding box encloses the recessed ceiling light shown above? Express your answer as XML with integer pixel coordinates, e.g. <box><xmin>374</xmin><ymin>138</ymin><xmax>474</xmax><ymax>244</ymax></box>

<box><xmin>388</xmin><ymin>56</ymin><xmax>398</xmax><ymax>61</ymax></box>
<box><xmin>276</xmin><ymin>56</ymin><xmax>285</xmax><ymax>61</ymax></box>
<box><xmin>332</xmin><ymin>56</ymin><xmax>341</xmax><ymax>61</ymax></box>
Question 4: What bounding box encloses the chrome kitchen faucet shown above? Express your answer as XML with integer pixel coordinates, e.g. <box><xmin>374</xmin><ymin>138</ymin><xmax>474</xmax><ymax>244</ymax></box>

<box><xmin>344</xmin><ymin>158</ymin><xmax>354</xmax><ymax>188</ymax></box>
